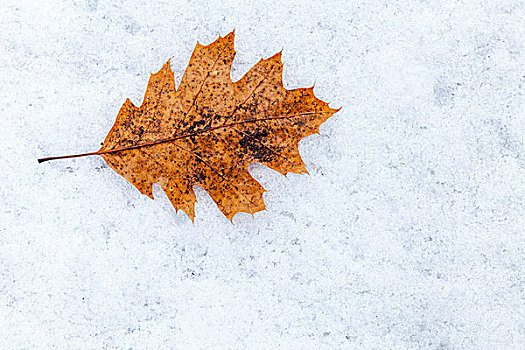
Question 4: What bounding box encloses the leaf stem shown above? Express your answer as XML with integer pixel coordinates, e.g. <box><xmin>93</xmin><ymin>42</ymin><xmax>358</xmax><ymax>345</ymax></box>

<box><xmin>37</xmin><ymin>151</ymin><xmax>102</xmax><ymax>163</ymax></box>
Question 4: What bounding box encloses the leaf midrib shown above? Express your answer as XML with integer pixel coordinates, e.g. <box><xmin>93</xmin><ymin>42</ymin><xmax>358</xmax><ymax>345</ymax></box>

<box><xmin>97</xmin><ymin>111</ymin><xmax>319</xmax><ymax>156</ymax></box>
<box><xmin>36</xmin><ymin>111</ymin><xmax>320</xmax><ymax>163</ymax></box>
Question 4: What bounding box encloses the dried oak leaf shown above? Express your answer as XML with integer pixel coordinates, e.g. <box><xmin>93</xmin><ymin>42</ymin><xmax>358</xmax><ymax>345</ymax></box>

<box><xmin>39</xmin><ymin>32</ymin><xmax>339</xmax><ymax>221</ymax></box>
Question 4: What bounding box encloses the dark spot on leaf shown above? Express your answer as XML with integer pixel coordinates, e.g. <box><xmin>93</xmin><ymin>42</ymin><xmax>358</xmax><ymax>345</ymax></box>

<box><xmin>239</xmin><ymin>129</ymin><xmax>273</xmax><ymax>162</ymax></box>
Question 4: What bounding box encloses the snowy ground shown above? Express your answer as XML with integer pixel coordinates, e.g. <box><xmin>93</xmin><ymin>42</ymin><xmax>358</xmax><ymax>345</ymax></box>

<box><xmin>1</xmin><ymin>0</ymin><xmax>524</xmax><ymax>348</ymax></box>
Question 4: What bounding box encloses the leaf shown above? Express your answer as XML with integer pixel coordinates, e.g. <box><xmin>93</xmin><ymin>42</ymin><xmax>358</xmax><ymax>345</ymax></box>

<box><xmin>38</xmin><ymin>31</ymin><xmax>339</xmax><ymax>221</ymax></box>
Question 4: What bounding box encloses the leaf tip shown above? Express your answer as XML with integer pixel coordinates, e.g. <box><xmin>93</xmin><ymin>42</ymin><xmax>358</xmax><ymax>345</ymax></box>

<box><xmin>181</xmin><ymin>206</ymin><xmax>196</xmax><ymax>223</ymax></box>
<box><xmin>266</xmin><ymin>50</ymin><xmax>283</xmax><ymax>65</ymax></box>
<box><xmin>224</xmin><ymin>30</ymin><xmax>235</xmax><ymax>41</ymax></box>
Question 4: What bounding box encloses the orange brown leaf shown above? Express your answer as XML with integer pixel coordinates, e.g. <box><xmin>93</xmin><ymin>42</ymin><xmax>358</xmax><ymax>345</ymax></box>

<box><xmin>39</xmin><ymin>31</ymin><xmax>339</xmax><ymax>221</ymax></box>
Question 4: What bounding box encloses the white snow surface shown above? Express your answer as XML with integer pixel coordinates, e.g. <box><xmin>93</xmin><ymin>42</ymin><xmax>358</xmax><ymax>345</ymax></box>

<box><xmin>1</xmin><ymin>0</ymin><xmax>524</xmax><ymax>348</ymax></box>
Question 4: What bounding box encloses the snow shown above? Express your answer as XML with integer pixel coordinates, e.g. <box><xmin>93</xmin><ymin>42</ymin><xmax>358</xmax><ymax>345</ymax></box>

<box><xmin>1</xmin><ymin>0</ymin><xmax>524</xmax><ymax>348</ymax></box>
